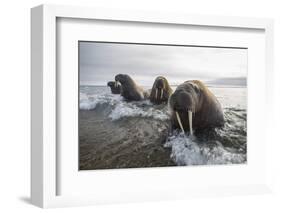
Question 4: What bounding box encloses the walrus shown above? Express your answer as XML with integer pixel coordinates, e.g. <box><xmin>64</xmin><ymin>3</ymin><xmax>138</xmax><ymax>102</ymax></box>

<box><xmin>149</xmin><ymin>76</ymin><xmax>173</xmax><ymax>104</ymax></box>
<box><xmin>169</xmin><ymin>80</ymin><xmax>224</xmax><ymax>135</ymax></box>
<box><xmin>115</xmin><ymin>74</ymin><xmax>149</xmax><ymax>101</ymax></box>
<box><xmin>107</xmin><ymin>81</ymin><xmax>121</xmax><ymax>94</ymax></box>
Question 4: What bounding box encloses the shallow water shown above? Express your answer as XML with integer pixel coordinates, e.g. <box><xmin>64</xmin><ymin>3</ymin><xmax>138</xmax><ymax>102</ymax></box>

<box><xmin>79</xmin><ymin>85</ymin><xmax>247</xmax><ymax>169</ymax></box>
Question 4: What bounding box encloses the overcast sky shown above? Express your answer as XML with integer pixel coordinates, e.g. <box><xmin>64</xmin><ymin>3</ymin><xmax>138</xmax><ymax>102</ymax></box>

<box><xmin>79</xmin><ymin>42</ymin><xmax>247</xmax><ymax>86</ymax></box>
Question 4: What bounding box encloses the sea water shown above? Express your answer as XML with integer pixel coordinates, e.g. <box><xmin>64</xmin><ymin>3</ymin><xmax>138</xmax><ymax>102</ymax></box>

<box><xmin>79</xmin><ymin>85</ymin><xmax>247</xmax><ymax>166</ymax></box>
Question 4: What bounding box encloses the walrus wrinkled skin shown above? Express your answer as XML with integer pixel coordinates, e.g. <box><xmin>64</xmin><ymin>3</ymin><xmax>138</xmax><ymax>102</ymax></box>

<box><xmin>149</xmin><ymin>76</ymin><xmax>173</xmax><ymax>104</ymax></box>
<box><xmin>107</xmin><ymin>81</ymin><xmax>121</xmax><ymax>94</ymax></box>
<box><xmin>115</xmin><ymin>74</ymin><xmax>149</xmax><ymax>101</ymax></box>
<box><xmin>169</xmin><ymin>80</ymin><xmax>225</xmax><ymax>134</ymax></box>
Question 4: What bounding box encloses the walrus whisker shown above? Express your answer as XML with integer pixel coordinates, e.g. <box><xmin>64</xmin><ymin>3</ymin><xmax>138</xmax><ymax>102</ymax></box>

<box><xmin>188</xmin><ymin>110</ymin><xmax>193</xmax><ymax>136</ymax></box>
<box><xmin>155</xmin><ymin>89</ymin><xmax>158</xmax><ymax>100</ymax></box>
<box><xmin>175</xmin><ymin>111</ymin><xmax>185</xmax><ymax>135</ymax></box>
<box><xmin>160</xmin><ymin>89</ymin><xmax>163</xmax><ymax>99</ymax></box>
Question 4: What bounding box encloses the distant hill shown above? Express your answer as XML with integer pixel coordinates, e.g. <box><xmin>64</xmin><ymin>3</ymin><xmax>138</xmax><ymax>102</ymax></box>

<box><xmin>205</xmin><ymin>77</ymin><xmax>247</xmax><ymax>87</ymax></box>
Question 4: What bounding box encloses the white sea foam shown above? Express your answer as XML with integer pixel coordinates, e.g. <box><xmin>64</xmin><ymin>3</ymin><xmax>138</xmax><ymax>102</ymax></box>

<box><xmin>79</xmin><ymin>93</ymin><xmax>123</xmax><ymax>110</ymax></box>
<box><xmin>164</xmin><ymin>132</ymin><xmax>246</xmax><ymax>166</ymax></box>
<box><xmin>80</xmin><ymin>92</ymin><xmax>169</xmax><ymax>121</ymax></box>
<box><xmin>109</xmin><ymin>102</ymin><xmax>169</xmax><ymax>121</ymax></box>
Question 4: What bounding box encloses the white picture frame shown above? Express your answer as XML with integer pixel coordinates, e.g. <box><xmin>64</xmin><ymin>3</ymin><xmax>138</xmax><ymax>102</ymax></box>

<box><xmin>31</xmin><ymin>4</ymin><xmax>274</xmax><ymax>208</ymax></box>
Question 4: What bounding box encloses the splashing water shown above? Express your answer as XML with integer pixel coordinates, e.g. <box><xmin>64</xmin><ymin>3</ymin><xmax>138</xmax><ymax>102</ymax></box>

<box><xmin>80</xmin><ymin>86</ymin><xmax>169</xmax><ymax>121</ymax></box>
<box><xmin>79</xmin><ymin>85</ymin><xmax>247</xmax><ymax>168</ymax></box>
<box><xmin>164</xmin><ymin>129</ymin><xmax>246</xmax><ymax>166</ymax></box>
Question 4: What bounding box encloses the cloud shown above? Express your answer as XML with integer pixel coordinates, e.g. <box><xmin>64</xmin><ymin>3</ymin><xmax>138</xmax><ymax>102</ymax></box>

<box><xmin>79</xmin><ymin>42</ymin><xmax>247</xmax><ymax>86</ymax></box>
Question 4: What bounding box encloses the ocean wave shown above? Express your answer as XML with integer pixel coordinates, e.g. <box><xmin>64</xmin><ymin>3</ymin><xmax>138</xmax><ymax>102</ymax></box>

<box><xmin>164</xmin><ymin>132</ymin><xmax>246</xmax><ymax>166</ymax></box>
<box><xmin>80</xmin><ymin>93</ymin><xmax>123</xmax><ymax>110</ymax></box>
<box><xmin>80</xmin><ymin>92</ymin><xmax>169</xmax><ymax>121</ymax></box>
<box><xmin>109</xmin><ymin>102</ymin><xmax>169</xmax><ymax>121</ymax></box>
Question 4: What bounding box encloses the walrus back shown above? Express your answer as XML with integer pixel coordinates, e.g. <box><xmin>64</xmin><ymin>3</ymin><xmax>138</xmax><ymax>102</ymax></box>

<box><xmin>191</xmin><ymin>80</ymin><xmax>225</xmax><ymax>127</ymax></box>
<box><xmin>120</xmin><ymin>76</ymin><xmax>147</xmax><ymax>101</ymax></box>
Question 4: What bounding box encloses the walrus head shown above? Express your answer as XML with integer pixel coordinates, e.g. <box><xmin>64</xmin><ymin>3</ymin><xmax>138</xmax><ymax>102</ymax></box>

<box><xmin>115</xmin><ymin>74</ymin><xmax>135</xmax><ymax>90</ymax></box>
<box><xmin>108</xmin><ymin>80</ymin><xmax>121</xmax><ymax>87</ymax></box>
<box><xmin>107</xmin><ymin>81</ymin><xmax>121</xmax><ymax>94</ymax></box>
<box><xmin>115</xmin><ymin>74</ymin><xmax>130</xmax><ymax>85</ymax></box>
<box><xmin>114</xmin><ymin>74</ymin><xmax>145</xmax><ymax>101</ymax></box>
<box><xmin>107</xmin><ymin>81</ymin><xmax>114</xmax><ymax>87</ymax></box>
<box><xmin>169</xmin><ymin>82</ymin><xmax>201</xmax><ymax>135</ymax></box>
<box><xmin>150</xmin><ymin>76</ymin><xmax>173</xmax><ymax>104</ymax></box>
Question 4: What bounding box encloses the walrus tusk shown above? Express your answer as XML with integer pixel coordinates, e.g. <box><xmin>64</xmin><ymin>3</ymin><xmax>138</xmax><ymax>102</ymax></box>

<box><xmin>188</xmin><ymin>110</ymin><xmax>193</xmax><ymax>135</ymax></box>
<box><xmin>155</xmin><ymin>89</ymin><xmax>158</xmax><ymax>100</ymax></box>
<box><xmin>160</xmin><ymin>89</ymin><xmax>163</xmax><ymax>99</ymax></box>
<box><xmin>115</xmin><ymin>81</ymin><xmax>117</xmax><ymax>87</ymax></box>
<box><xmin>175</xmin><ymin>111</ymin><xmax>185</xmax><ymax>135</ymax></box>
